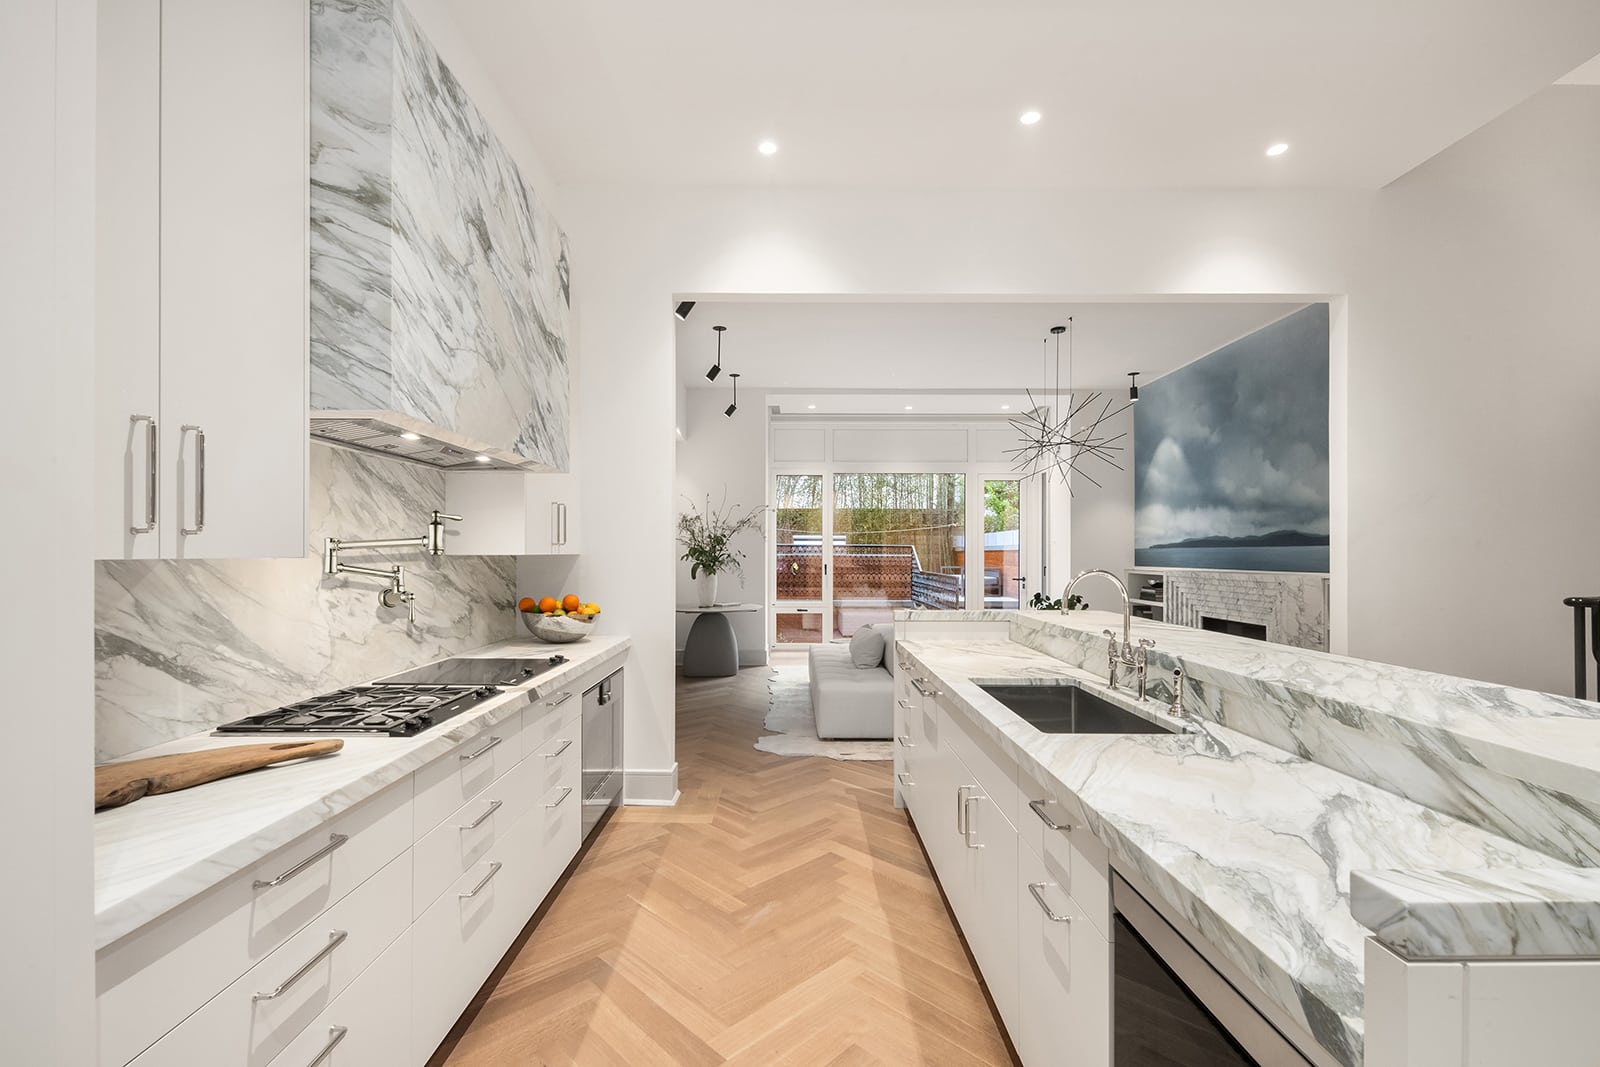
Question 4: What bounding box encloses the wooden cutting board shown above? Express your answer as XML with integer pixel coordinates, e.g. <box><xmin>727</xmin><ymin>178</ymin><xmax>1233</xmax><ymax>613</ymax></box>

<box><xmin>95</xmin><ymin>739</ymin><xmax>345</xmax><ymax>811</ymax></box>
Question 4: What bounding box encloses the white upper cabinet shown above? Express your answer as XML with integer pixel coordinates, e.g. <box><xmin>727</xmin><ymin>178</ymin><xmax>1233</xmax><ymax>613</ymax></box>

<box><xmin>94</xmin><ymin>0</ymin><xmax>308</xmax><ymax>561</ymax></box>
<box><xmin>445</xmin><ymin>472</ymin><xmax>582</xmax><ymax>556</ymax></box>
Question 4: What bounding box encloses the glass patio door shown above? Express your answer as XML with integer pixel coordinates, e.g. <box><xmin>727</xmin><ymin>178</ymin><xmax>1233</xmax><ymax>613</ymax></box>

<box><xmin>830</xmin><ymin>473</ymin><xmax>966</xmax><ymax>639</ymax></box>
<box><xmin>772</xmin><ymin>474</ymin><xmax>828</xmax><ymax>645</ymax></box>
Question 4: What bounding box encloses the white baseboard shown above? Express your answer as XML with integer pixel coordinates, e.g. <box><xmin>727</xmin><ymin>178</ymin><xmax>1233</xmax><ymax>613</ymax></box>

<box><xmin>624</xmin><ymin>763</ymin><xmax>679</xmax><ymax>806</ymax></box>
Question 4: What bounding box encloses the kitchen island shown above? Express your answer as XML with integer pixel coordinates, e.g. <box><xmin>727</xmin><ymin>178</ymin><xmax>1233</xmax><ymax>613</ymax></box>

<box><xmin>893</xmin><ymin>608</ymin><xmax>1600</xmax><ymax>1067</ymax></box>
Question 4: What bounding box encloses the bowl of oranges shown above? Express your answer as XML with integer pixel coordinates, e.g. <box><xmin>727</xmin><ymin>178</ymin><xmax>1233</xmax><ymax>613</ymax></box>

<box><xmin>518</xmin><ymin>594</ymin><xmax>602</xmax><ymax>643</ymax></box>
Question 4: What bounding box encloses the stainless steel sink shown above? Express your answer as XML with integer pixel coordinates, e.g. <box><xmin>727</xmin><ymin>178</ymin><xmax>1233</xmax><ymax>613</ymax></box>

<box><xmin>978</xmin><ymin>682</ymin><xmax>1179</xmax><ymax>735</ymax></box>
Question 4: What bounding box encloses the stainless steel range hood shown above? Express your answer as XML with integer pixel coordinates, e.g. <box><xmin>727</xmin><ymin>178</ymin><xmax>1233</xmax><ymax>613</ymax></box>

<box><xmin>309</xmin><ymin>413</ymin><xmax>544</xmax><ymax>471</ymax></box>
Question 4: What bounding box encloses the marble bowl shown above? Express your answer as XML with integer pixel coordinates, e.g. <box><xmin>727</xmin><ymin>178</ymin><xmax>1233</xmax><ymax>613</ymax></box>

<box><xmin>521</xmin><ymin>612</ymin><xmax>593</xmax><ymax>643</ymax></box>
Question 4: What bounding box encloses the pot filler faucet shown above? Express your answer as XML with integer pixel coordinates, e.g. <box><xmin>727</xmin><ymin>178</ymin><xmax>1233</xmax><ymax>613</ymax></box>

<box><xmin>1061</xmin><ymin>568</ymin><xmax>1155</xmax><ymax>697</ymax></box>
<box><xmin>323</xmin><ymin>510</ymin><xmax>461</xmax><ymax>622</ymax></box>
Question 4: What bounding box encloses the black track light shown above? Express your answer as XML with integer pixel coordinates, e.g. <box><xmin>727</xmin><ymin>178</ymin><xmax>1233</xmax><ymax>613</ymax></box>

<box><xmin>1128</xmin><ymin>371</ymin><xmax>1141</xmax><ymax>402</ymax></box>
<box><xmin>706</xmin><ymin>325</ymin><xmax>725</xmax><ymax>382</ymax></box>
<box><xmin>675</xmin><ymin>300</ymin><xmax>696</xmax><ymax>321</ymax></box>
<box><xmin>725</xmin><ymin>373</ymin><xmax>740</xmax><ymax>417</ymax></box>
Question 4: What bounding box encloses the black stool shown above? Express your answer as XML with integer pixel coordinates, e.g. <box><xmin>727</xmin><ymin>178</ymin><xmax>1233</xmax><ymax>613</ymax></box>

<box><xmin>1564</xmin><ymin>596</ymin><xmax>1600</xmax><ymax>701</ymax></box>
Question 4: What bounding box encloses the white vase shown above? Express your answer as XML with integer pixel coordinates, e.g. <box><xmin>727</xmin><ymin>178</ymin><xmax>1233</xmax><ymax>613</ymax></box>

<box><xmin>697</xmin><ymin>571</ymin><xmax>719</xmax><ymax>608</ymax></box>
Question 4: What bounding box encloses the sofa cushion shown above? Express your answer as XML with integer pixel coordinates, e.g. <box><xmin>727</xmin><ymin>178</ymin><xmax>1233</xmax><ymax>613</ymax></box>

<box><xmin>867</xmin><ymin>623</ymin><xmax>897</xmax><ymax>675</ymax></box>
<box><xmin>848</xmin><ymin>626</ymin><xmax>886</xmax><ymax>669</ymax></box>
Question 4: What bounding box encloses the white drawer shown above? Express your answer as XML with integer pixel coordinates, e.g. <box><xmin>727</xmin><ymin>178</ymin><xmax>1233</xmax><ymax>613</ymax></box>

<box><xmin>126</xmin><ymin>850</ymin><xmax>412</xmax><ymax>1067</ymax></box>
<box><xmin>412</xmin><ymin>752</ymin><xmax>539</xmax><ymax>920</ymax></box>
<box><xmin>1016</xmin><ymin>840</ymin><xmax>1111</xmax><ymax>1067</ymax></box>
<box><xmin>413</xmin><ymin>713</ymin><xmax>522</xmax><ymax>839</ymax></box>
<box><xmin>1017</xmin><ymin>763</ymin><xmax>1111</xmax><ymax>938</ymax></box>
<box><xmin>938</xmin><ymin>695</ymin><xmax>1018</xmax><ymax>829</ymax></box>
<box><xmin>97</xmin><ymin>779</ymin><xmax>413</xmax><ymax>1067</ymax></box>
<box><xmin>265</xmin><ymin>927</ymin><xmax>413</xmax><ymax>1067</ymax></box>
<box><xmin>526</xmin><ymin>759</ymin><xmax>582</xmax><ymax>908</ymax></box>
<box><xmin>522</xmin><ymin>686</ymin><xmax>580</xmax><ymax>759</ymax></box>
<box><xmin>411</xmin><ymin>836</ymin><xmax>532</xmax><ymax>1061</ymax></box>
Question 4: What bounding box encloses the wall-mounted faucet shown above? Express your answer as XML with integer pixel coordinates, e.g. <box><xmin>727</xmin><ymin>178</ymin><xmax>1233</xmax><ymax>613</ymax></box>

<box><xmin>1061</xmin><ymin>568</ymin><xmax>1154</xmax><ymax>694</ymax></box>
<box><xmin>323</xmin><ymin>510</ymin><xmax>461</xmax><ymax>623</ymax></box>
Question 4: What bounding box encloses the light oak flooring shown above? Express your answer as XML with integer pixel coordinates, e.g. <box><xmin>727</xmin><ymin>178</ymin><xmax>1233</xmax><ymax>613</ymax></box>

<box><xmin>435</xmin><ymin>655</ymin><xmax>1016</xmax><ymax>1066</ymax></box>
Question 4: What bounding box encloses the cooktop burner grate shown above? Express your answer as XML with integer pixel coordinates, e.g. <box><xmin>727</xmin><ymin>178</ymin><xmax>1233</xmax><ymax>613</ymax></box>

<box><xmin>215</xmin><ymin>682</ymin><xmax>503</xmax><ymax>737</ymax></box>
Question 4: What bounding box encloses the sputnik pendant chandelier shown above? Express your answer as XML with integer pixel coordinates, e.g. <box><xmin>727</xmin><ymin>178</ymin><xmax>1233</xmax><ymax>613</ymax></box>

<box><xmin>1003</xmin><ymin>318</ymin><xmax>1130</xmax><ymax>495</ymax></box>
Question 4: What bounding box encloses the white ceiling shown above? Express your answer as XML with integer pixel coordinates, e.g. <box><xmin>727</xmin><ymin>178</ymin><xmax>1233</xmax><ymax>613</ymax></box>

<box><xmin>674</xmin><ymin>300</ymin><xmax>1309</xmax><ymax>398</ymax></box>
<box><xmin>1559</xmin><ymin>53</ymin><xmax>1600</xmax><ymax>84</ymax></box>
<box><xmin>447</xmin><ymin>0</ymin><xmax>1600</xmax><ymax>189</ymax></box>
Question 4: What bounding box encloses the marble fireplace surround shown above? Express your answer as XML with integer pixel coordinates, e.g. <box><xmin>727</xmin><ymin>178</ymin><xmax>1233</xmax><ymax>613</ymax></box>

<box><xmin>1158</xmin><ymin>567</ymin><xmax>1330</xmax><ymax>652</ymax></box>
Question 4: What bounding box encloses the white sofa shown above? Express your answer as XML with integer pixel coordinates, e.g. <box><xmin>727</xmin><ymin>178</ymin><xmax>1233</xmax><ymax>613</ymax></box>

<box><xmin>808</xmin><ymin>622</ymin><xmax>896</xmax><ymax>739</ymax></box>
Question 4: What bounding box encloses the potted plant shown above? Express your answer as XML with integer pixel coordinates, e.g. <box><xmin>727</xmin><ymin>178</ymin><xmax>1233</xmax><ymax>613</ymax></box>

<box><xmin>677</xmin><ymin>494</ymin><xmax>764</xmax><ymax>607</ymax></box>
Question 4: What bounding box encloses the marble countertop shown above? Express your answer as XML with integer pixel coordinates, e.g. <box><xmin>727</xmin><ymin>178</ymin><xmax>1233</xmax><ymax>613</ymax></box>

<box><xmin>897</xmin><ymin>636</ymin><xmax>1571</xmax><ymax>1067</ymax></box>
<box><xmin>94</xmin><ymin>635</ymin><xmax>630</xmax><ymax>951</ymax></box>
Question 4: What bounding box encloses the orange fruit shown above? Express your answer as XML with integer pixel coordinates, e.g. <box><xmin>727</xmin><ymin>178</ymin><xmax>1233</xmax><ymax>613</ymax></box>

<box><xmin>538</xmin><ymin>596</ymin><xmax>559</xmax><ymax>614</ymax></box>
<box><xmin>562</xmin><ymin>594</ymin><xmax>581</xmax><ymax>612</ymax></box>
<box><xmin>517</xmin><ymin>596</ymin><xmax>537</xmax><ymax>613</ymax></box>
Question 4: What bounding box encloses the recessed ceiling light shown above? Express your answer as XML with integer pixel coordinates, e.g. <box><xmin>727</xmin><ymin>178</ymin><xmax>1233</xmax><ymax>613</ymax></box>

<box><xmin>758</xmin><ymin>140</ymin><xmax>778</xmax><ymax>156</ymax></box>
<box><xmin>1266</xmin><ymin>142</ymin><xmax>1289</xmax><ymax>157</ymax></box>
<box><xmin>904</xmin><ymin>405</ymin><xmax>914</xmax><ymax>411</ymax></box>
<box><xmin>807</xmin><ymin>404</ymin><xmax>816</xmax><ymax>410</ymax></box>
<box><xmin>1000</xmin><ymin>404</ymin><xmax>1010</xmax><ymax>411</ymax></box>
<box><xmin>399</xmin><ymin>432</ymin><xmax>421</xmax><ymax>441</ymax></box>
<box><xmin>1019</xmin><ymin>110</ymin><xmax>1041</xmax><ymax>126</ymax></box>
<box><xmin>474</xmin><ymin>455</ymin><xmax>491</xmax><ymax>463</ymax></box>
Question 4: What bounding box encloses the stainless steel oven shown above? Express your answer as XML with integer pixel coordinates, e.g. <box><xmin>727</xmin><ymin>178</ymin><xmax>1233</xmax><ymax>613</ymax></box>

<box><xmin>1113</xmin><ymin>873</ymin><xmax>1314</xmax><ymax>1067</ymax></box>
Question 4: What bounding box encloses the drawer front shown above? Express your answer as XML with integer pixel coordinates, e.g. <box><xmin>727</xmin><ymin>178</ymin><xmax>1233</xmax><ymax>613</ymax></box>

<box><xmin>412</xmin><ymin>843</ymin><xmax>532</xmax><ymax>1062</ymax></box>
<box><xmin>98</xmin><ymin>779</ymin><xmax>413</xmax><ymax>1067</ymax></box>
<box><xmin>522</xmin><ymin>687</ymin><xmax>580</xmax><ymax>759</ymax></box>
<box><xmin>413</xmin><ymin>713</ymin><xmax>522</xmax><ymax>839</ymax></box>
<box><xmin>265</xmin><ymin>927</ymin><xmax>413</xmax><ymax>1067</ymax></box>
<box><xmin>412</xmin><ymin>754</ymin><xmax>538</xmax><ymax>919</ymax></box>
<box><xmin>938</xmin><ymin>696</ymin><xmax>1018</xmax><ymax>829</ymax></box>
<box><xmin>524</xmin><ymin>770</ymin><xmax>582</xmax><ymax>912</ymax></box>
<box><xmin>126</xmin><ymin>851</ymin><xmax>412</xmax><ymax>1067</ymax></box>
<box><xmin>1017</xmin><ymin>766</ymin><xmax>1111</xmax><ymax>938</ymax></box>
<box><xmin>1016</xmin><ymin>842</ymin><xmax>1111</xmax><ymax>1067</ymax></box>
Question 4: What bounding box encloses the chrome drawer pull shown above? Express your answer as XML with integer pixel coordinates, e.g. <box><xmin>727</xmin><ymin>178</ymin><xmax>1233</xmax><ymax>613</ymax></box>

<box><xmin>253</xmin><ymin>833</ymin><xmax>348</xmax><ymax>890</ymax></box>
<box><xmin>546</xmin><ymin>786</ymin><xmax>573</xmax><ymax>809</ymax></box>
<box><xmin>1028</xmin><ymin>882</ymin><xmax>1073</xmax><ymax>923</ymax></box>
<box><xmin>543</xmin><ymin>738</ymin><xmax>573</xmax><ymax>758</ymax></box>
<box><xmin>896</xmin><ymin>771</ymin><xmax>915</xmax><ymax>787</ymax></box>
<box><xmin>896</xmin><ymin>699</ymin><xmax>914</xmax><ymax>709</ymax></box>
<box><xmin>1029</xmin><ymin>798</ymin><xmax>1072</xmax><ymax>833</ymax></box>
<box><xmin>459</xmin><ymin>860</ymin><xmax>503</xmax><ymax>899</ymax></box>
<box><xmin>963</xmin><ymin>793</ymin><xmax>985</xmax><ymax>849</ymax></box>
<box><xmin>546</xmin><ymin>691</ymin><xmax>575</xmax><ymax>708</ymax></box>
<box><xmin>459</xmin><ymin>798</ymin><xmax>502</xmax><ymax>830</ymax></box>
<box><xmin>305</xmin><ymin>1026</ymin><xmax>348</xmax><ymax>1067</ymax></box>
<box><xmin>896</xmin><ymin>734</ymin><xmax>914</xmax><ymax>748</ymax></box>
<box><xmin>459</xmin><ymin>735</ymin><xmax>503</xmax><ymax>762</ymax></box>
<box><xmin>955</xmin><ymin>785</ymin><xmax>968</xmax><ymax>834</ymax></box>
<box><xmin>253</xmin><ymin>930</ymin><xmax>347</xmax><ymax>1001</ymax></box>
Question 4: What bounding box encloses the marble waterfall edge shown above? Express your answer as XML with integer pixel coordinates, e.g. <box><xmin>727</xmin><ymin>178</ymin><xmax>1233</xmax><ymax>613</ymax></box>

<box><xmin>310</xmin><ymin>0</ymin><xmax>572</xmax><ymax>468</ymax></box>
<box><xmin>95</xmin><ymin>445</ymin><xmax>518</xmax><ymax>761</ymax></box>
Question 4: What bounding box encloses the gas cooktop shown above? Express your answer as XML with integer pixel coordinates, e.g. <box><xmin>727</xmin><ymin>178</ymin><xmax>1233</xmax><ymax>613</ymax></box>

<box><xmin>215</xmin><ymin>655</ymin><xmax>568</xmax><ymax>737</ymax></box>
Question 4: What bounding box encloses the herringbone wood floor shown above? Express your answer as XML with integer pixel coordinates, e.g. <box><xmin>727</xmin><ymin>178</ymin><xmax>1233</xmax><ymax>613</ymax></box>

<box><xmin>435</xmin><ymin>655</ymin><xmax>1016</xmax><ymax>1066</ymax></box>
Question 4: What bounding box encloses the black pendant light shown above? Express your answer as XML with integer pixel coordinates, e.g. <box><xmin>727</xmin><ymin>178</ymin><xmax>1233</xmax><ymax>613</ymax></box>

<box><xmin>1128</xmin><ymin>371</ymin><xmax>1141</xmax><ymax>402</ymax></box>
<box><xmin>706</xmin><ymin>325</ymin><xmax>725</xmax><ymax>381</ymax></box>
<box><xmin>675</xmin><ymin>300</ymin><xmax>696</xmax><ymax>321</ymax></box>
<box><xmin>725</xmin><ymin>372</ymin><xmax>740</xmax><ymax>417</ymax></box>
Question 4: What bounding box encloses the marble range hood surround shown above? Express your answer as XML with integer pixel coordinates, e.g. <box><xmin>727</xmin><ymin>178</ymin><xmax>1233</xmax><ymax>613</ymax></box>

<box><xmin>310</xmin><ymin>0</ymin><xmax>572</xmax><ymax>471</ymax></box>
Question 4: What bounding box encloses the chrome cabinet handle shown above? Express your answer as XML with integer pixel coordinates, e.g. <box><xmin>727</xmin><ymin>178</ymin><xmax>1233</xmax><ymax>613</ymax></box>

<box><xmin>305</xmin><ymin>1026</ymin><xmax>348</xmax><ymax>1067</ymax></box>
<box><xmin>896</xmin><ymin>771</ymin><xmax>915</xmax><ymax>787</ymax></box>
<box><xmin>551</xmin><ymin>501</ymin><xmax>560</xmax><ymax>547</ymax></box>
<box><xmin>896</xmin><ymin>734</ymin><xmax>914</xmax><ymax>748</ymax></box>
<box><xmin>1029</xmin><ymin>882</ymin><xmax>1073</xmax><ymax>923</ymax></box>
<box><xmin>896</xmin><ymin>699</ymin><xmax>914</xmax><ymax>709</ymax></box>
<box><xmin>459</xmin><ymin>798</ymin><xmax>502</xmax><ymax>830</ymax></box>
<box><xmin>1029</xmin><ymin>798</ymin><xmax>1072</xmax><ymax>833</ymax></box>
<box><xmin>543</xmin><ymin>738</ymin><xmax>573</xmax><ymax>758</ymax></box>
<box><xmin>130</xmin><ymin>414</ymin><xmax>157</xmax><ymax>534</ymax></box>
<box><xmin>963</xmin><ymin>792</ymin><xmax>985</xmax><ymax>849</ymax></box>
<box><xmin>546</xmin><ymin>691</ymin><xmax>575</xmax><ymax>708</ymax></box>
<box><xmin>459</xmin><ymin>735</ymin><xmax>503</xmax><ymax>762</ymax></box>
<box><xmin>559</xmin><ymin>502</ymin><xmax>568</xmax><ymax>545</ymax></box>
<box><xmin>546</xmin><ymin>786</ymin><xmax>573</xmax><ymax>808</ymax></box>
<box><xmin>253</xmin><ymin>833</ymin><xmax>348</xmax><ymax>890</ymax></box>
<box><xmin>253</xmin><ymin>930</ymin><xmax>347</xmax><ymax>1001</ymax></box>
<box><xmin>459</xmin><ymin>860</ymin><xmax>502</xmax><ymax>898</ymax></box>
<box><xmin>180</xmin><ymin>424</ymin><xmax>205</xmax><ymax>535</ymax></box>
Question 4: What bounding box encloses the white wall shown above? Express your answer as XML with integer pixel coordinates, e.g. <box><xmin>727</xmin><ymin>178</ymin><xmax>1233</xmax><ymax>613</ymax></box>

<box><xmin>1346</xmin><ymin>86</ymin><xmax>1600</xmax><ymax>694</ymax></box>
<box><xmin>1</xmin><ymin>0</ymin><xmax>96</xmax><ymax>1058</ymax></box>
<box><xmin>1065</xmin><ymin>403</ymin><xmax>1136</xmax><ymax>591</ymax></box>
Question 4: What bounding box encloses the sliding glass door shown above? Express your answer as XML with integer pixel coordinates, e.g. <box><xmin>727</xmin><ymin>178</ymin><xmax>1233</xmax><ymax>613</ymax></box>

<box><xmin>831</xmin><ymin>473</ymin><xmax>965</xmax><ymax>638</ymax></box>
<box><xmin>773</xmin><ymin>474</ymin><xmax>826</xmax><ymax>645</ymax></box>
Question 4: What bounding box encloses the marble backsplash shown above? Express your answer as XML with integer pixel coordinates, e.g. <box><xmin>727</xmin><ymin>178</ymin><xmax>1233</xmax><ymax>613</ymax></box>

<box><xmin>310</xmin><ymin>0</ymin><xmax>572</xmax><ymax>468</ymax></box>
<box><xmin>95</xmin><ymin>444</ymin><xmax>518</xmax><ymax>761</ymax></box>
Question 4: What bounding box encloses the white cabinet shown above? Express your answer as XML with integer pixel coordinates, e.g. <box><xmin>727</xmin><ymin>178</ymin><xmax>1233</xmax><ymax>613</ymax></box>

<box><xmin>94</xmin><ymin>0</ymin><xmax>307</xmax><ymax>561</ymax></box>
<box><xmin>1016</xmin><ymin>838</ymin><xmax>1111</xmax><ymax>1067</ymax></box>
<box><xmin>445</xmin><ymin>471</ymin><xmax>582</xmax><ymax>555</ymax></box>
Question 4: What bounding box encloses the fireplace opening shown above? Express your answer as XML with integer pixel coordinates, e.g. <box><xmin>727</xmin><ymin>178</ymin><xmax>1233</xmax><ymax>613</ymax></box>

<box><xmin>1200</xmin><ymin>615</ymin><xmax>1267</xmax><ymax>642</ymax></box>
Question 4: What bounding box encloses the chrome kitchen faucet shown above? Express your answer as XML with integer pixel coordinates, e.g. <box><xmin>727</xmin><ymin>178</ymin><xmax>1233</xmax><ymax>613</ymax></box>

<box><xmin>323</xmin><ymin>510</ymin><xmax>461</xmax><ymax>622</ymax></box>
<box><xmin>1061</xmin><ymin>568</ymin><xmax>1154</xmax><ymax>694</ymax></box>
